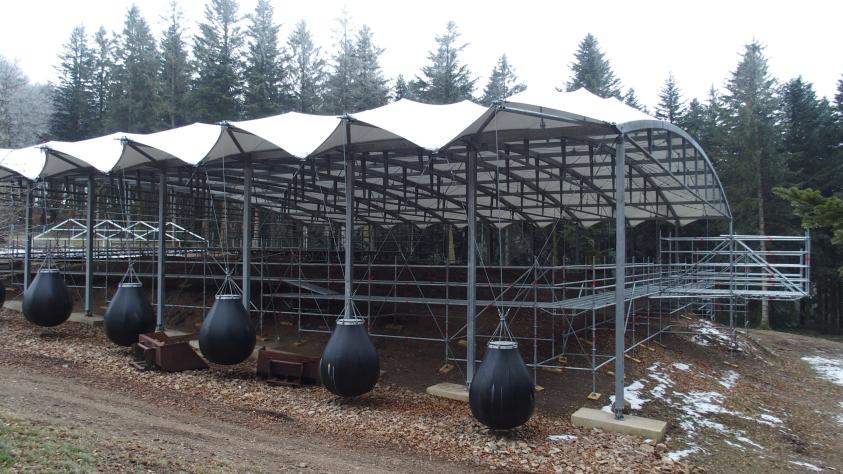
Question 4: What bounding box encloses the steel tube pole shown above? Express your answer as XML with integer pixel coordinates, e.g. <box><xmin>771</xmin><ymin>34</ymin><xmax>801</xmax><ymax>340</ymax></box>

<box><xmin>804</xmin><ymin>229</ymin><xmax>811</xmax><ymax>294</ymax></box>
<box><xmin>613</xmin><ymin>135</ymin><xmax>626</xmax><ymax>420</ymax></box>
<box><xmin>23</xmin><ymin>182</ymin><xmax>32</xmax><ymax>290</ymax></box>
<box><xmin>343</xmin><ymin>117</ymin><xmax>354</xmax><ymax>321</ymax></box>
<box><xmin>242</xmin><ymin>162</ymin><xmax>252</xmax><ymax>309</ymax></box>
<box><xmin>156</xmin><ymin>167</ymin><xmax>167</xmax><ymax>331</ymax></box>
<box><xmin>466</xmin><ymin>148</ymin><xmax>478</xmax><ymax>385</ymax></box>
<box><xmin>84</xmin><ymin>174</ymin><xmax>95</xmax><ymax>316</ymax></box>
<box><xmin>729</xmin><ymin>220</ymin><xmax>736</xmax><ymax>333</ymax></box>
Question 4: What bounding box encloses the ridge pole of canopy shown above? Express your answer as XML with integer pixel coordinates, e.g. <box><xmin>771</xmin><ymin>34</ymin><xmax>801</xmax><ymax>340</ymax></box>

<box><xmin>242</xmin><ymin>157</ymin><xmax>252</xmax><ymax>310</ymax></box>
<box><xmin>156</xmin><ymin>165</ymin><xmax>167</xmax><ymax>331</ymax></box>
<box><xmin>84</xmin><ymin>173</ymin><xmax>95</xmax><ymax>317</ymax></box>
<box><xmin>342</xmin><ymin>115</ymin><xmax>355</xmax><ymax>321</ymax></box>
<box><xmin>23</xmin><ymin>181</ymin><xmax>32</xmax><ymax>290</ymax></box>
<box><xmin>466</xmin><ymin>146</ymin><xmax>478</xmax><ymax>386</ymax></box>
<box><xmin>613</xmin><ymin>134</ymin><xmax>627</xmax><ymax>420</ymax></box>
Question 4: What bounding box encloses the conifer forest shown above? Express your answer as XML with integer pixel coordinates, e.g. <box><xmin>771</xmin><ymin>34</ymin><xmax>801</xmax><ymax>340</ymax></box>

<box><xmin>1</xmin><ymin>0</ymin><xmax>841</xmax><ymax>335</ymax></box>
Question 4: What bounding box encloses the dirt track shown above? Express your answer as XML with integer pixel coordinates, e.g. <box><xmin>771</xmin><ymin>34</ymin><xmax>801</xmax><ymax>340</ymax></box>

<box><xmin>4</xmin><ymin>305</ymin><xmax>843</xmax><ymax>473</ymax></box>
<box><xmin>0</xmin><ymin>363</ymin><xmax>471</xmax><ymax>473</ymax></box>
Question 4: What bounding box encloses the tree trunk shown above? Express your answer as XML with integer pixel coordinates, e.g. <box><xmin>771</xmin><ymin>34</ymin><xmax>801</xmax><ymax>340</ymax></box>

<box><xmin>757</xmin><ymin>151</ymin><xmax>770</xmax><ymax>329</ymax></box>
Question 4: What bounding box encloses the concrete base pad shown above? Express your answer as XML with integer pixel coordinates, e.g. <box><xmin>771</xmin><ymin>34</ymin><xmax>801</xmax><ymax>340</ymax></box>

<box><xmin>5</xmin><ymin>301</ymin><xmax>103</xmax><ymax>327</ymax></box>
<box><xmin>426</xmin><ymin>382</ymin><xmax>469</xmax><ymax>402</ymax></box>
<box><xmin>69</xmin><ymin>312</ymin><xmax>103</xmax><ymax>326</ymax></box>
<box><xmin>571</xmin><ymin>407</ymin><xmax>667</xmax><ymax>442</ymax></box>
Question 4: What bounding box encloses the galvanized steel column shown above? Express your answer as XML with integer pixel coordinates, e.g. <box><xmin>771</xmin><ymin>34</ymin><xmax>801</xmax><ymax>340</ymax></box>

<box><xmin>242</xmin><ymin>162</ymin><xmax>252</xmax><ymax>310</ymax></box>
<box><xmin>613</xmin><ymin>135</ymin><xmax>626</xmax><ymax>420</ymax></box>
<box><xmin>343</xmin><ymin>117</ymin><xmax>354</xmax><ymax>321</ymax></box>
<box><xmin>23</xmin><ymin>181</ymin><xmax>32</xmax><ymax>290</ymax></box>
<box><xmin>84</xmin><ymin>174</ymin><xmax>95</xmax><ymax>316</ymax></box>
<box><xmin>466</xmin><ymin>148</ymin><xmax>478</xmax><ymax>385</ymax></box>
<box><xmin>156</xmin><ymin>167</ymin><xmax>167</xmax><ymax>331</ymax></box>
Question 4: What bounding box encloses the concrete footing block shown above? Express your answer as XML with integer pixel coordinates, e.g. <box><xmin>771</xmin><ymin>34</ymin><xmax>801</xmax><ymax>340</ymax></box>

<box><xmin>69</xmin><ymin>312</ymin><xmax>103</xmax><ymax>326</ymax></box>
<box><xmin>571</xmin><ymin>407</ymin><xmax>667</xmax><ymax>442</ymax></box>
<box><xmin>426</xmin><ymin>382</ymin><xmax>469</xmax><ymax>402</ymax></box>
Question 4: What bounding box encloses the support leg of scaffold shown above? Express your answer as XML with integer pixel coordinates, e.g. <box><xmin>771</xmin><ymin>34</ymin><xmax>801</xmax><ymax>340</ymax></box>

<box><xmin>613</xmin><ymin>135</ymin><xmax>627</xmax><ymax>420</ymax></box>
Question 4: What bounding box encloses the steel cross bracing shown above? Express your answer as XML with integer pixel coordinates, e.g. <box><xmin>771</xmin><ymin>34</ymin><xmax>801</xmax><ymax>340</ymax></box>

<box><xmin>0</xmin><ymin>115</ymin><xmax>801</xmax><ymax>406</ymax></box>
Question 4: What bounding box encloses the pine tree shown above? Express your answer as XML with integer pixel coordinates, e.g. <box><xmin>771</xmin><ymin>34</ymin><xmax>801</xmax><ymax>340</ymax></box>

<box><xmin>50</xmin><ymin>25</ymin><xmax>98</xmax><ymax>140</ymax></box>
<box><xmin>91</xmin><ymin>27</ymin><xmax>113</xmax><ymax>134</ymax></box>
<box><xmin>410</xmin><ymin>21</ymin><xmax>476</xmax><ymax>104</ymax></box>
<box><xmin>623</xmin><ymin>88</ymin><xmax>647</xmax><ymax>113</ymax></box>
<box><xmin>680</xmin><ymin>98</ymin><xmax>706</xmax><ymax>141</ymax></box>
<box><xmin>351</xmin><ymin>25</ymin><xmax>389</xmax><ymax>111</ymax></box>
<box><xmin>109</xmin><ymin>5</ymin><xmax>159</xmax><ymax>133</ymax></box>
<box><xmin>563</xmin><ymin>33</ymin><xmax>622</xmax><ymax>98</ymax></box>
<box><xmin>780</xmin><ymin>77</ymin><xmax>838</xmax><ymax>194</ymax></box>
<box><xmin>287</xmin><ymin>20</ymin><xmax>325</xmax><ymax>113</ymax></box>
<box><xmin>721</xmin><ymin>41</ymin><xmax>781</xmax><ymax>328</ymax></box>
<box><xmin>774</xmin><ymin>187</ymin><xmax>843</xmax><ymax>276</ymax></box>
<box><xmin>835</xmin><ymin>74</ymin><xmax>843</xmax><ymax>118</ymax></box>
<box><xmin>324</xmin><ymin>11</ymin><xmax>357</xmax><ymax>114</ymax></box>
<box><xmin>243</xmin><ymin>0</ymin><xmax>288</xmax><ymax>118</ymax></box>
<box><xmin>393</xmin><ymin>74</ymin><xmax>409</xmax><ymax>101</ymax></box>
<box><xmin>480</xmin><ymin>54</ymin><xmax>526</xmax><ymax>106</ymax></box>
<box><xmin>0</xmin><ymin>57</ymin><xmax>51</xmax><ymax>147</ymax></box>
<box><xmin>159</xmin><ymin>1</ymin><xmax>192</xmax><ymax>128</ymax></box>
<box><xmin>0</xmin><ymin>58</ymin><xmax>28</xmax><ymax>146</ymax></box>
<box><xmin>655</xmin><ymin>73</ymin><xmax>685</xmax><ymax>123</ymax></box>
<box><xmin>701</xmin><ymin>86</ymin><xmax>726</xmax><ymax>152</ymax></box>
<box><xmin>192</xmin><ymin>0</ymin><xmax>244</xmax><ymax>122</ymax></box>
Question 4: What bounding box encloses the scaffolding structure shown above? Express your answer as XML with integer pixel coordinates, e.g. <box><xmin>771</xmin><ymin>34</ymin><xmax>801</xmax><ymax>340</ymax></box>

<box><xmin>0</xmin><ymin>90</ymin><xmax>813</xmax><ymax>420</ymax></box>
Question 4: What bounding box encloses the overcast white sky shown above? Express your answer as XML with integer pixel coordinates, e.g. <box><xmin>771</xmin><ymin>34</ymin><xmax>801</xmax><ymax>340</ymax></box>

<box><xmin>2</xmin><ymin>0</ymin><xmax>842</xmax><ymax>109</ymax></box>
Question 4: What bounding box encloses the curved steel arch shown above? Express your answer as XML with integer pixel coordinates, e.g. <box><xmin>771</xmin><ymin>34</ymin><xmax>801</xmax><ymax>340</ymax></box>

<box><xmin>615</xmin><ymin>120</ymin><xmax>732</xmax><ymax>221</ymax></box>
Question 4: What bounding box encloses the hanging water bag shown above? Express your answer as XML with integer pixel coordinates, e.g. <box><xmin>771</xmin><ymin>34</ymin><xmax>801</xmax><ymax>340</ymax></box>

<box><xmin>103</xmin><ymin>282</ymin><xmax>155</xmax><ymax>346</ymax></box>
<box><xmin>22</xmin><ymin>268</ymin><xmax>73</xmax><ymax>327</ymax></box>
<box><xmin>320</xmin><ymin>319</ymin><xmax>379</xmax><ymax>397</ymax></box>
<box><xmin>469</xmin><ymin>340</ymin><xmax>535</xmax><ymax>430</ymax></box>
<box><xmin>198</xmin><ymin>294</ymin><xmax>256</xmax><ymax>365</ymax></box>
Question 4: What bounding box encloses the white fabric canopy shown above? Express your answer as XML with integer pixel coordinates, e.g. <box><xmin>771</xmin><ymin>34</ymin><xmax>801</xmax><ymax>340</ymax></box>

<box><xmin>0</xmin><ymin>145</ymin><xmax>46</xmax><ymax>180</ymax></box>
<box><xmin>44</xmin><ymin>132</ymin><xmax>127</xmax><ymax>176</ymax></box>
<box><xmin>120</xmin><ymin>123</ymin><xmax>223</xmax><ymax>169</ymax></box>
<box><xmin>0</xmin><ymin>149</ymin><xmax>12</xmax><ymax>179</ymax></box>
<box><xmin>0</xmin><ymin>90</ymin><xmax>731</xmax><ymax>225</ymax></box>
<box><xmin>503</xmin><ymin>88</ymin><xmax>655</xmax><ymax>126</ymax></box>
<box><xmin>218</xmin><ymin>112</ymin><xmax>343</xmax><ymax>161</ymax></box>
<box><xmin>347</xmin><ymin>99</ymin><xmax>489</xmax><ymax>152</ymax></box>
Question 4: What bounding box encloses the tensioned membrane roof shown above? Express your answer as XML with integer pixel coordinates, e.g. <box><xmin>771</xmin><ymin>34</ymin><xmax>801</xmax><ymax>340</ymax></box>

<box><xmin>0</xmin><ymin>89</ymin><xmax>731</xmax><ymax>227</ymax></box>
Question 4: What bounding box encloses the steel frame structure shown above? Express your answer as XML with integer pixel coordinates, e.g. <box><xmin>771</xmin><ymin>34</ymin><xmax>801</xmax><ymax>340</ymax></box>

<box><xmin>0</xmin><ymin>100</ymin><xmax>812</xmax><ymax>422</ymax></box>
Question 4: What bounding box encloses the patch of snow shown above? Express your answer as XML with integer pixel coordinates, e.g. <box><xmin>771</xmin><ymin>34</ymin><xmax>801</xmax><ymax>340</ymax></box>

<box><xmin>735</xmin><ymin>436</ymin><xmax>764</xmax><ymax>449</ymax></box>
<box><xmin>757</xmin><ymin>414</ymin><xmax>783</xmax><ymax>426</ymax></box>
<box><xmin>723</xmin><ymin>439</ymin><xmax>744</xmax><ymax>450</ymax></box>
<box><xmin>672</xmin><ymin>362</ymin><xmax>691</xmax><ymax>371</ymax></box>
<box><xmin>602</xmin><ymin>380</ymin><xmax>649</xmax><ymax>413</ymax></box>
<box><xmin>548</xmin><ymin>434</ymin><xmax>576</xmax><ymax>442</ymax></box>
<box><xmin>691</xmin><ymin>335</ymin><xmax>711</xmax><ymax>346</ymax></box>
<box><xmin>688</xmin><ymin>319</ymin><xmax>752</xmax><ymax>352</ymax></box>
<box><xmin>668</xmin><ymin>446</ymin><xmax>700</xmax><ymax>461</ymax></box>
<box><xmin>646</xmin><ymin>363</ymin><xmax>674</xmax><ymax>400</ymax></box>
<box><xmin>788</xmin><ymin>460</ymin><xmax>823</xmax><ymax>471</ymax></box>
<box><xmin>680</xmin><ymin>391</ymin><xmax>733</xmax><ymax>416</ymax></box>
<box><xmin>802</xmin><ymin>355</ymin><xmax>843</xmax><ymax>387</ymax></box>
<box><xmin>719</xmin><ymin>370</ymin><xmax>740</xmax><ymax>390</ymax></box>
